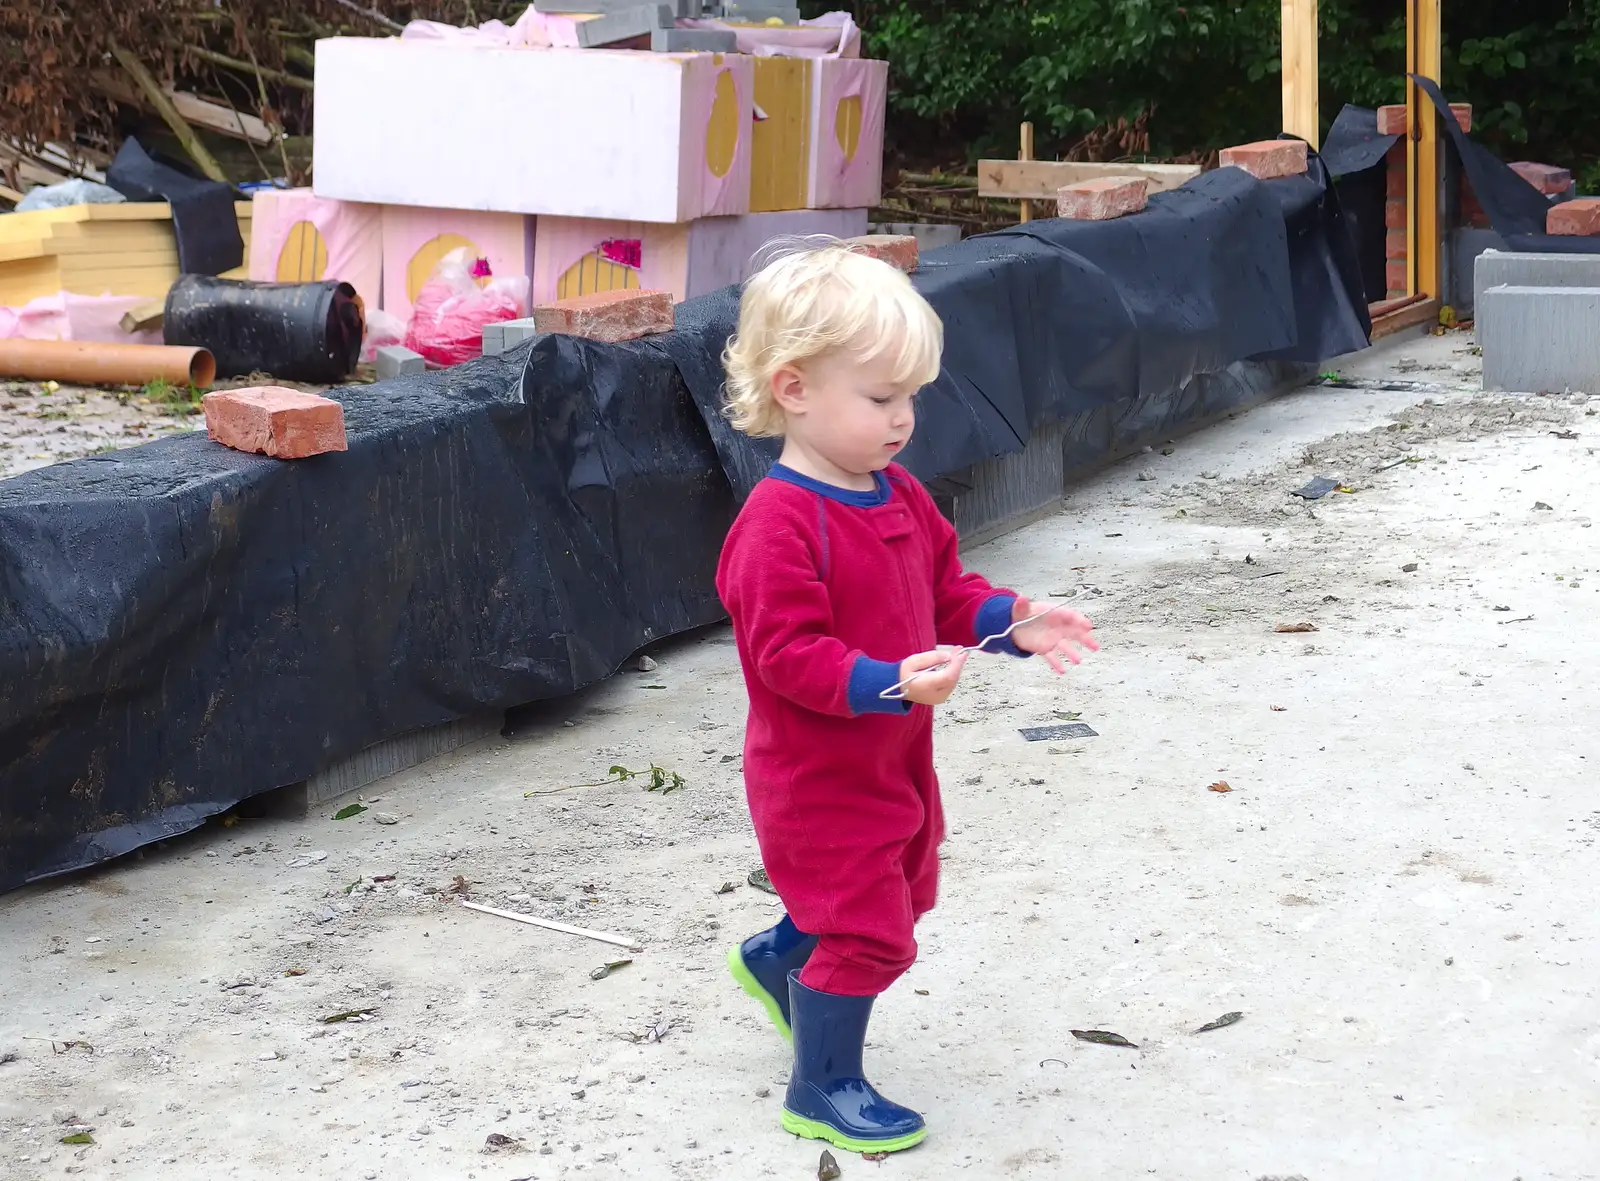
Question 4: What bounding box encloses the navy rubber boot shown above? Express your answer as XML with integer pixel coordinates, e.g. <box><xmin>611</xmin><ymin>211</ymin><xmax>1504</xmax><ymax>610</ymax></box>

<box><xmin>780</xmin><ymin>971</ymin><xmax>927</xmax><ymax>1154</ymax></box>
<box><xmin>725</xmin><ymin>914</ymin><xmax>817</xmax><ymax>1041</ymax></box>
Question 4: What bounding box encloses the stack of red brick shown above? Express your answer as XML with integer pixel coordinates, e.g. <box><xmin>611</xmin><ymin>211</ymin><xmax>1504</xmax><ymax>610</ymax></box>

<box><xmin>1377</xmin><ymin>101</ymin><xmax>1586</xmax><ymax>298</ymax></box>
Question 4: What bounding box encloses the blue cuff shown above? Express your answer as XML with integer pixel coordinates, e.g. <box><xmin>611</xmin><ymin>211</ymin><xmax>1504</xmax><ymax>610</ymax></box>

<box><xmin>847</xmin><ymin>655</ymin><xmax>914</xmax><ymax>715</ymax></box>
<box><xmin>976</xmin><ymin>593</ymin><xmax>1027</xmax><ymax>656</ymax></box>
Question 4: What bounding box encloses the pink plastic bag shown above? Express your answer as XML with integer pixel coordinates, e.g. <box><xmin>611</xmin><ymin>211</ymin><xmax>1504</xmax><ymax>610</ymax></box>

<box><xmin>403</xmin><ymin>247</ymin><xmax>527</xmax><ymax>366</ymax></box>
<box><xmin>360</xmin><ymin>307</ymin><xmax>406</xmax><ymax>363</ymax></box>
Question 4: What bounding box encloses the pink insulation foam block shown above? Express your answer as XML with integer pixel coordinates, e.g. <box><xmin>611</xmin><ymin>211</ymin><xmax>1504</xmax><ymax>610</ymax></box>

<box><xmin>248</xmin><ymin>188</ymin><xmax>383</xmax><ymax>308</ymax></box>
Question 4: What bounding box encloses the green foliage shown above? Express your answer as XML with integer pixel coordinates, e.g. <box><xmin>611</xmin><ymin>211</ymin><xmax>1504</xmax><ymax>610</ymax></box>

<box><xmin>820</xmin><ymin>0</ymin><xmax>1599</xmax><ymax>177</ymax></box>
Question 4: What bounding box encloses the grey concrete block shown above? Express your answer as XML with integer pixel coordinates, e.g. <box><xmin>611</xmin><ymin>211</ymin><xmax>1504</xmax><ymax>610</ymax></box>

<box><xmin>575</xmin><ymin>3</ymin><xmax>674</xmax><ymax>46</ymax></box>
<box><xmin>375</xmin><ymin>345</ymin><xmax>425</xmax><ymax>379</ymax></box>
<box><xmin>481</xmin><ymin>322</ymin><xmax>507</xmax><ymax>357</ymax></box>
<box><xmin>248</xmin><ymin>713</ymin><xmax>505</xmax><ymax>817</ymax></box>
<box><xmin>1474</xmin><ymin>250</ymin><xmax>1600</xmax><ymax>321</ymax></box>
<box><xmin>717</xmin><ymin>1</ymin><xmax>800</xmax><ymax>22</ymax></box>
<box><xmin>1479</xmin><ymin>284</ymin><xmax>1600</xmax><ymax>393</ymax></box>
<box><xmin>500</xmin><ymin>318</ymin><xmax>543</xmax><ymax>349</ymax></box>
<box><xmin>1449</xmin><ymin>228</ymin><xmax>1506</xmax><ymax>317</ymax></box>
<box><xmin>652</xmin><ymin>27</ymin><xmax>737</xmax><ymax>51</ymax></box>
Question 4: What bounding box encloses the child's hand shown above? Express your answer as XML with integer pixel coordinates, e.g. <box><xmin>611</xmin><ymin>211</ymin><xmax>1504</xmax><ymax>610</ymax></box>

<box><xmin>1008</xmin><ymin>596</ymin><xmax>1100</xmax><ymax>673</ymax></box>
<box><xmin>896</xmin><ymin>648</ymin><xmax>970</xmax><ymax>705</ymax></box>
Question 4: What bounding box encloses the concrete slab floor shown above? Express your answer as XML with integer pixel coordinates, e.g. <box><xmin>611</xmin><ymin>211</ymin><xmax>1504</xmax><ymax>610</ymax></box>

<box><xmin>3</xmin><ymin>328</ymin><xmax>1599</xmax><ymax>1180</ymax></box>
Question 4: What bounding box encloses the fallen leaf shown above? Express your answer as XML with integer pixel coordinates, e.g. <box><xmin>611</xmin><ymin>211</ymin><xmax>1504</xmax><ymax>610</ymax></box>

<box><xmin>284</xmin><ymin>968</ymin><xmax>307</xmax><ymax>977</ymax></box>
<box><xmin>60</xmin><ymin>1133</ymin><xmax>93</xmax><ymax>1145</ymax></box>
<box><xmin>818</xmin><ymin>1149</ymin><xmax>843</xmax><ymax>1181</ymax></box>
<box><xmin>747</xmin><ymin>867</ymin><xmax>778</xmax><ymax>895</ymax></box>
<box><xmin>1275</xmin><ymin>622</ymin><xmax>1318</xmax><ymax>633</ymax></box>
<box><xmin>1070</xmin><ymin>1029</ymin><xmax>1139</xmax><ymax>1048</ymax></box>
<box><xmin>321</xmin><ymin>1008</ymin><xmax>378</xmax><ymax>1024</ymax></box>
<box><xmin>915</xmin><ymin>989</ymin><xmax>930</xmax><ymax>996</ymax></box>
<box><xmin>333</xmin><ymin>803</ymin><xmax>367</xmax><ymax>821</ymax></box>
<box><xmin>1195</xmin><ymin>1010</ymin><xmax>1244</xmax><ymax>1034</ymax></box>
<box><xmin>220</xmin><ymin>814</ymin><xmax>241</xmax><ymax>828</ymax></box>
<box><xmin>1208</xmin><ymin>781</ymin><xmax>1233</xmax><ymax>793</ymax></box>
<box><xmin>589</xmin><ymin>959</ymin><xmax>633</xmax><ymax>981</ymax></box>
<box><xmin>1270</xmin><ymin>705</ymin><xmax>1287</xmax><ymax>712</ymax></box>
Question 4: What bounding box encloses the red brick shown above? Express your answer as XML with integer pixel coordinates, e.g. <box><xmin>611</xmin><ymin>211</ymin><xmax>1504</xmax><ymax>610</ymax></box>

<box><xmin>1377</xmin><ymin>103</ymin><xmax>1471</xmax><ymax>136</ymax></box>
<box><xmin>1510</xmin><ymin>161</ymin><xmax>1573</xmax><ymax>196</ymax></box>
<box><xmin>1218</xmin><ymin>139</ymin><xmax>1308</xmax><ymax>181</ymax></box>
<box><xmin>203</xmin><ymin>386</ymin><xmax>347</xmax><ymax>460</ymax></box>
<box><xmin>1386</xmin><ymin>258</ymin><xmax>1409</xmax><ymax>296</ymax></box>
<box><xmin>1385</xmin><ymin>197</ymin><xmax>1407</xmax><ymax>230</ymax></box>
<box><xmin>1547</xmin><ymin>198</ymin><xmax>1600</xmax><ymax>236</ymax></box>
<box><xmin>1385</xmin><ymin>228</ymin><xmax>1408</xmax><ymax>259</ymax></box>
<box><xmin>532</xmin><ymin>289</ymin><xmax>675</xmax><ymax>343</ymax></box>
<box><xmin>845</xmin><ymin>234</ymin><xmax>918</xmax><ymax>273</ymax></box>
<box><xmin>1386</xmin><ymin>151</ymin><xmax>1408</xmax><ymax>198</ymax></box>
<box><xmin>1053</xmin><ymin>176</ymin><xmax>1149</xmax><ymax>221</ymax></box>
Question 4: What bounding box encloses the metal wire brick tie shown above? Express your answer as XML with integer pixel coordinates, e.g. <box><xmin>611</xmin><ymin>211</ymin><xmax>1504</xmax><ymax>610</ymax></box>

<box><xmin>879</xmin><ymin>608</ymin><xmax>1054</xmax><ymax>700</ymax></box>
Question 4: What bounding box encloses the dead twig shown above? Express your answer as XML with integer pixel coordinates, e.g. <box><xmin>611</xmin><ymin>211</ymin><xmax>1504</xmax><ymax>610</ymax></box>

<box><xmin>108</xmin><ymin>40</ymin><xmax>229</xmax><ymax>183</ymax></box>
<box><xmin>330</xmin><ymin>0</ymin><xmax>406</xmax><ymax>32</ymax></box>
<box><xmin>181</xmin><ymin>44</ymin><xmax>314</xmax><ymax>92</ymax></box>
<box><xmin>230</xmin><ymin>16</ymin><xmax>295</xmax><ymax>184</ymax></box>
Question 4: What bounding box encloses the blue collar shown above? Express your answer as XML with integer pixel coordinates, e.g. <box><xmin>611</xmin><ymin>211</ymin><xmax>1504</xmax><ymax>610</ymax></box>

<box><xmin>768</xmin><ymin>463</ymin><xmax>892</xmax><ymax>507</ymax></box>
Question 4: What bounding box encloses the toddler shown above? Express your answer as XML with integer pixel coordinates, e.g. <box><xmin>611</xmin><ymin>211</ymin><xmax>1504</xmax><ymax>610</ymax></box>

<box><xmin>716</xmin><ymin>241</ymin><xmax>1098</xmax><ymax>1155</ymax></box>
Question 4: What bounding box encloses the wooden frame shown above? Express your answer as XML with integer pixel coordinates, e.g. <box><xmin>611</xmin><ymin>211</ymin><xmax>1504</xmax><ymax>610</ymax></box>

<box><xmin>1281</xmin><ymin>0</ymin><xmax>1442</xmax><ymax>304</ymax></box>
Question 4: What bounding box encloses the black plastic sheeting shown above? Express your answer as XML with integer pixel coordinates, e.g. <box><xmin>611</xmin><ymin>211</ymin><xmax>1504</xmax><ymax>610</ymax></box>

<box><xmin>658</xmin><ymin>149</ymin><xmax>1369</xmax><ymax>500</ymax></box>
<box><xmin>1321</xmin><ymin>85</ymin><xmax>1600</xmax><ymax>255</ymax></box>
<box><xmin>0</xmin><ymin>344</ymin><xmax>734</xmax><ymax>890</ymax></box>
<box><xmin>106</xmin><ymin>138</ymin><xmax>245</xmax><ymax>276</ymax></box>
<box><xmin>0</xmin><ymin>155</ymin><xmax>1369</xmax><ymax>892</ymax></box>
<box><xmin>164</xmin><ymin>276</ymin><xmax>365</xmax><ymax>383</ymax></box>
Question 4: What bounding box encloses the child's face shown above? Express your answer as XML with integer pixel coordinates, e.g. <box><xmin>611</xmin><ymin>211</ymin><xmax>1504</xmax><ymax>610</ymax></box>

<box><xmin>775</xmin><ymin>348</ymin><xmax>918</xmax><ymax>476</ymax></box>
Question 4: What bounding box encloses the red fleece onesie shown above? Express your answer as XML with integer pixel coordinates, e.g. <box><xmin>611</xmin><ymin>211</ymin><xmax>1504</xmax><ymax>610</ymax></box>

<box><xmin>716</xmin><ymin>462</ymin><xmax>1021</xmax><ymax>997</ymax></box>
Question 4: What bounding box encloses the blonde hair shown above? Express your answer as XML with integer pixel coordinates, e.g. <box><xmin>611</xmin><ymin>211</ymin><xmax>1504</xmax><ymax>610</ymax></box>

<box><xmin>721</xmin><ymin>237</ymin><xmax>943</xmax><ymax>438</ymax></box>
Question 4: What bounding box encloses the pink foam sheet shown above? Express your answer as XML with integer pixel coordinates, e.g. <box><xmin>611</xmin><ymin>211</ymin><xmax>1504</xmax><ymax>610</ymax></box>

<box><xmin>681</xmin><ymin>11</ymin><xmax>861</xmax><ymax>57</ymax></box>
<box><xmin>684</xmin><ymin>208</ymin><xmax>868</xmax><ymax>297</ymax></box>
<box><xmin>379</xmin><ymin>206</ymin><xmax>533</xmax><ymax>322</ymax></box>
<box><xmin>677</xmin><ymin>53</ymin><xmax>755</xmax><ymax>222</ymax></box>
<box><xmin>247</xmin><ymin>188</ymin><xmax>383</xmax><ymax>308</ymax></box>
<box><xmin>530</xmin><ymin>217</ymin><xmax>690</xmax><ymax>304</ymax></box>
<box><xmin>0</xmin><ymin>293</ymin><xmax>163</xmax><ymax>345</ymax></box>
<box><xmin>806</xmin><ymin>58</ymin><xmax>888</xmax><ymax>210</ymax></box>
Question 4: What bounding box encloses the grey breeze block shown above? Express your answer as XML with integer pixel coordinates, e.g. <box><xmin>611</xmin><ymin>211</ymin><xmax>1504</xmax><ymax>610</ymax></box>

<box><xmin>1478</xmin><ymin>284</ymin><xmax>1600</xmax><ymax>394</ymax></box>
<box><xmin>1474</xmin><ymin>250</ymin><xmax>1600</xmax><ymax>321</ymax></box>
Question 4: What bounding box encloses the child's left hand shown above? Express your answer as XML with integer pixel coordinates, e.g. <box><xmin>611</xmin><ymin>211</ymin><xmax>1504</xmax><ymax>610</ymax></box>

<box><xmin>1008</xmin><ymin>596</ymin><xmax>1100</xmax><ymax>673</ymax></box>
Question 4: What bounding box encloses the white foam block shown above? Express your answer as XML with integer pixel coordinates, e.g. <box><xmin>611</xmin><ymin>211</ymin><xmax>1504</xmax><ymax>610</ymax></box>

<box><xmin>313</xmin><ymin>38</ymin><xmax>752</xmax><ymax>223</ymax></box>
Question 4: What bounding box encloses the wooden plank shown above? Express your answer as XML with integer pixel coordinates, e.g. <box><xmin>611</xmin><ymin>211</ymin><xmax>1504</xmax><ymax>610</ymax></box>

<box><xmin>120</xmin><ymin>301</ymin><xmax>166</xmax><ymax>334</ymax></box>
<box><xmin>1369</xmin><ymin>296</ymin><xmax>1439</xmax><ymax>340</ymax></box>
<box><xmin>978</xmin><ymin>159</ymin><xmax>1202</xmax><ymax>200</ymax></box>
<box><xmin>92</xmin><ymin>70</ymin><xmax>273</xmax><ymax>144</ymax></box>
<box><xmin>1280</xmin><ymin>0</ymin><xmax>1319</xmax><ymax>147</ymax></box>
<box><xmin>1406</xmin><ymin>0</ymin><xmax>1442</xmax><ymax>300</ymax></box>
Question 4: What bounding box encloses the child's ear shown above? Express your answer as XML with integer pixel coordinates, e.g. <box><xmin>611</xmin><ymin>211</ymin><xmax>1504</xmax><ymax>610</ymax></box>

<box><xmin>770</xmin><ymin>366</ymin><xmax>806</xmax><ymax>416</ymax></box>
